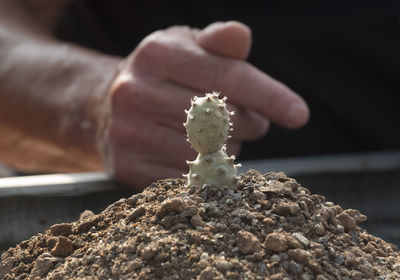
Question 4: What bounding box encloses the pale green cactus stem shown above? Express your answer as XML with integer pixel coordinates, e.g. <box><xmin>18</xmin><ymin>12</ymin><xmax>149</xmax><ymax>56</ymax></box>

<box><xmin>183</xmin><ymin>92</ymin><xmax>241</xmax><ymax>189</ymax></box>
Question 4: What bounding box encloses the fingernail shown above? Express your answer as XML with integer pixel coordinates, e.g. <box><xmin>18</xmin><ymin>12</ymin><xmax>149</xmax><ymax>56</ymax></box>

<box><xmin>287</xmin><ymin>102</ymin><xmax>309</xmax><ymax>128</ymax></box>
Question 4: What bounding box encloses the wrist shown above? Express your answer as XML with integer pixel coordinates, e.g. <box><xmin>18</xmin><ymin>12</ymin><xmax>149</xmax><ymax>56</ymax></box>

<box><xmin>63</xmin><ymin>47</ymin><xmax>122</xmax><ymax>170</ymax></box>
<box><xmin>0</xmin><ymin>1</ymin><xmax>123</xmax><ymax>172</ymax></box>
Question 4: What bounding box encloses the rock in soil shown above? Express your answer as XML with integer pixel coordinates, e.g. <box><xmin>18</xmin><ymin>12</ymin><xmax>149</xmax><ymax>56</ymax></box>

<box><xmin>1</xmin><ymin>170</ymin><xmax>399</xmax><ymax>279</ymax></box>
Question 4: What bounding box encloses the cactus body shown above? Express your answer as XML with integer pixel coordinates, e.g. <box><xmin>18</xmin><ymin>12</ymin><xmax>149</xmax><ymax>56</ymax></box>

<box><xmin>187</xmin><ymin>147</ymin><xmax>240</xmax><ymax>188</ymax></box>
<box><xmin>184</xmin><ymin>92</ymin><xmax>240</xmax><ymax>189</ymax></box>
<box><xmin>184</xmin><ymin>93</ymin><xmax>230</xmax><ymax>153</ymax></box>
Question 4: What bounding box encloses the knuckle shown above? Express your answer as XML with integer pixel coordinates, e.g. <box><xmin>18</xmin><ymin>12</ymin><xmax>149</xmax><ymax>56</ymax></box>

<box><xmin>133</xmin><ymin>31</ymin><xmax>167</xmax><ymax>64</ymax></box>
<box><xmin>110</xmin><ymin>75</ymin><xmax>133</xmax><ymax>98</ymax></box>
<box><xmin>165</xmin><ymin>25</ymin><xmax>192</xmax><ymax>35</ymax></box>
<box><xmin>109</xmin><ymin>78</ymin><xmax>133</xmax><ymax>109</ymax></box>
<box><xmin>110</xmin><ymin>75</ymin><xmax>149</xmax><ymax>111</ymax></box>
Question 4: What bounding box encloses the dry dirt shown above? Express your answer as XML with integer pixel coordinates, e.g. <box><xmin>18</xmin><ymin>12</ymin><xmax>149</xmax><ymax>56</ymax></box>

<box><xmin>1</xmin><ymin>170</ymin><xmax>400</xmax><ymax>279</ymax></box>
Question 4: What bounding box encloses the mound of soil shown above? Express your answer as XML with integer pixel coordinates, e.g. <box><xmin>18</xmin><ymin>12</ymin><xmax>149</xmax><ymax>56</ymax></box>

<box><xmin>1</xmin><ymin>170</ymin><xmax>400</xmax><ymax>279</ymax></box>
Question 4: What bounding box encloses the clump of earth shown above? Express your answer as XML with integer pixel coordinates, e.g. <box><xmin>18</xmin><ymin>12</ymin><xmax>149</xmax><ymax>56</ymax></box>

<box><xmin>1</xmin><ymin>170</ymin><xmax>400</xmax><ymax>279</ymax></box>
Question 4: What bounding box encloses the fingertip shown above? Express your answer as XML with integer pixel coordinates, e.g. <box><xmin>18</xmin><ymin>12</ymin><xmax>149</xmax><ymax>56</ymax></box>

<box><xmin>285</xmin><ymin>101</ymin><xmax>310</xmax><ymax>129</ymax></box>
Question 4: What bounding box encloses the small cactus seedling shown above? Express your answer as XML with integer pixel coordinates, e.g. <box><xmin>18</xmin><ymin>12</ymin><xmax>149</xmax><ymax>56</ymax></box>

<box><xmin>183</xmin><ymin>92</ymin><xmax>241</xmax><ymax>189</ymax></box>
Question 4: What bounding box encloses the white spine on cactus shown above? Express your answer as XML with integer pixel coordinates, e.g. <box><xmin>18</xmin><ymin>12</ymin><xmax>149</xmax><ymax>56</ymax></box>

<box><xmin>184</xmin><ymin>92</ymin><xmax>240</xmax><ymax>189</ymax></box>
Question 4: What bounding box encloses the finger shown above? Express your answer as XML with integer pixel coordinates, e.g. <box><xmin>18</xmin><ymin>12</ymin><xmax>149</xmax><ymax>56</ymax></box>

<box><xmin>144</xmin><ymin>36</ymin><xmax>309</xmax><ymax>128</ymax></box>
<box><xmin>111</xmin><ymin>74</ymin><xmax>200</xmax><ymax>133</ymax></box>
<box><xmin>141</xmin><ymin>79</ymin><xmax>270</xmax><ymax>140</ymax></box>
<box><xmin>132</xmin><ymin>25</ymin><xmax>309</xmax><ymax>128</ymax></box>
<box><xmin>111</xmin><ymin>72</ymin><xmax>269</xmax><ymax>142</ymax></box>
<box><xmin>197</xmin><ymin>21</ymin><xmax>252</xmax><ymax>59</ymax></box>
<box><xmin>228</xmin><ymin>105</ymin><xmax>270</xmax><ymax>140</ymax></box>
<box><xmin>109</xmin><ymin>115</ymin><xmax>196</xmax><ymax>169</ymax></box>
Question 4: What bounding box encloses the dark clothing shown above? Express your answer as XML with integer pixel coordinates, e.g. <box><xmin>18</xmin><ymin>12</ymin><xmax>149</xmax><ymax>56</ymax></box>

<box><xmin>57</xmin><ymin>1</ymin><xmax>400</xmax><ymax>160</ymax></box>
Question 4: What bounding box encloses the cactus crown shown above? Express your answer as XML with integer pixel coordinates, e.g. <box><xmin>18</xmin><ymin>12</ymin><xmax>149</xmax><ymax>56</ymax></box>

<box><xmin>183</xmin><ymin>92</ymin><xmax>240</xmax><ymax>189</ymax></box>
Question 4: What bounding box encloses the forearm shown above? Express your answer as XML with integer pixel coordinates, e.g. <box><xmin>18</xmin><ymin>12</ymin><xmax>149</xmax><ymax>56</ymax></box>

<box><xmin>0</xmin><ymin>1</ymin><xmax>122</xmax><ymax>172</ymax></box>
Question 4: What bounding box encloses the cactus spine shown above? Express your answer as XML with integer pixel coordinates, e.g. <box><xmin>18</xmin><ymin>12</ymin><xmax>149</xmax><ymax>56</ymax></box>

<box><xmin>183</xmin><ymin>92</ymin><xmax>241</xmax><ymax>189</ymax></box>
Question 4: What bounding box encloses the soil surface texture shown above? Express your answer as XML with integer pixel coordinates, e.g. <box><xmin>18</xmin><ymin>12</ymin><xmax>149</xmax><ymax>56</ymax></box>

<box><xmin>1</xmin><ymin>170</ymin><xmax>400</xmax><ymax>279</ymax></box>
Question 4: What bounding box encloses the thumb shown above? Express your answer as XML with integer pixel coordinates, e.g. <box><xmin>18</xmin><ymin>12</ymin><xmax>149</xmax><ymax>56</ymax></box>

<box><xmin>196</xmin><ymin>21</ymin><xmax>252</xmax><ymax>60</ymax></box>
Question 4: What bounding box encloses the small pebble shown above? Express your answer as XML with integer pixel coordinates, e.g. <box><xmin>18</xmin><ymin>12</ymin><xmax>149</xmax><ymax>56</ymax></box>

<box><xmin>292</xmin><ymin>232</ymin><xmax>310</xmax><ymax>247</ymax></box>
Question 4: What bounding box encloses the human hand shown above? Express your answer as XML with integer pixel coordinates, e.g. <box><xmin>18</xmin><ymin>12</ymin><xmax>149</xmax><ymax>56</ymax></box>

<box><xmin>101</xmin><ymin>21</ymin><xmax>309</xmax><ymax>189</ymax></box>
